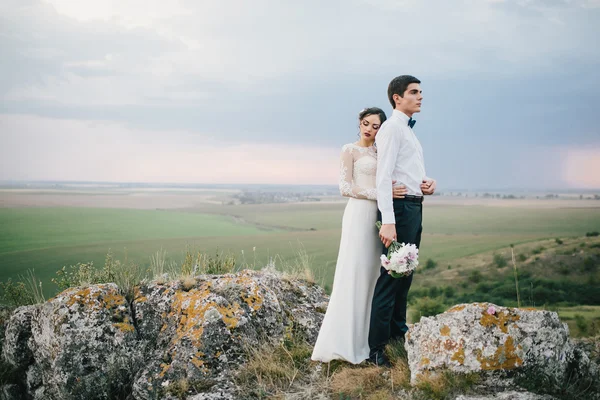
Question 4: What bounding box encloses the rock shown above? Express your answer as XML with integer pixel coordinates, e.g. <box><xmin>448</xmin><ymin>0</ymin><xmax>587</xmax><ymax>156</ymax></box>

<box><xmin>406</xmin><ymin>303</ymin><xmax>574</xmax><ymax>385</ymax></box>
<box><xmin>0</xmin><ymin>270</ymin><xmax>327</xmax><ymax>400</ymax></box>
<box><xmin>2</xmin><ymin>305</ymin><xmax>36</xmax><ymax>369</ymax></box>
<box><xmin>0</xmin><ymin>384</ymin><xmax>23</xmax><ymax>400</ymax></box>
<box><xmin>573</xmin><ymin>336</ymin><xmax>600</xmax><ymax>364</ymax></box>
<box><xmin>3</xmin><ymin>284</ymin><xmax>141</xmax><ymax>399</ymax></box>
<box><xmin>455</xmin><ymin>391</ymin><xmax>556</xmax><ymax>400</ymax></box>
<box><xmin>131</xmin><ymin>269</ymin><xmax>327</xmax><ymax>399</ymax></box>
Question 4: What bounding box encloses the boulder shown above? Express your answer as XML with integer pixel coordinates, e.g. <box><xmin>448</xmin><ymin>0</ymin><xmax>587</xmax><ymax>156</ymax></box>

<box><xmin>0</xmin><ymin>270</ymin><xmax>327</xmax><ymax>400</ymax></box>
<box><xmin>131</xmin><ymin>269</ymin><xmax>327</xmax><ymax>399</ymax></box>
<box><xmin>4</xmin><ymin>283</ymin><xmax>141</xmax><ymax>399</ymax></box>
<box><xmin>406</xmin><ymin>303</ymin><xmax>574</xmax><ymax>384</ymax></box>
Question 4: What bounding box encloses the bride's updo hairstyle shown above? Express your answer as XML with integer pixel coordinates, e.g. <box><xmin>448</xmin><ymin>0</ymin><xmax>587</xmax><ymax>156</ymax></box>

<box><xmin>358</xmin><ymin>107</ymin><xmax>387</xmax><ymax>124</ymax></box>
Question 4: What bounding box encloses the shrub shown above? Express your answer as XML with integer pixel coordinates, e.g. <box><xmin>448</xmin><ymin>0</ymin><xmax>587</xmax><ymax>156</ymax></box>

<box><xmin>555</xmin><ymin>238</ymin><xmax>564</xmax><ymax>245</ymax></box>
<box><xmin>428</xmin><ymin>286</ymin><xmax>441</xmax><ymax>298</ymax></box>
<box><xmin>583</xmin><ymin>257</ymin><xmax>597</xmax><ymax>273</ymax></box>
<box><xmin>0</xmin><ymin>278</ymin><xmax>34</xmax><ymax>307</ymax></box>
<box><xmin>410</xmin><ymin>297</ymin><xmax>446</xmax><ymax>322</ymax></box>
<box><xmin>493</xmin><ymin>253</ymin><xmax>507</xmax><ymax>268</ymax></box>
<box><xmin>575</xmin><ymin>314</ymin><xmax>588</xmax><ymax>335</ymax></box>
<box><xmin>557</xmin><ymin>263</ymin><xmax>571</xmax><ymax>275</ymax></box>
<box><xmin>425</xmin><ymin>258</ymin><xmax>437</xmax><ymax>270</ymax></box>
<box><xmin>468</xmin><ymin>270</ymin><xmax>483</xmax><ymax>283</ymax></box>
<box><xmin>586</xmin><ymin>231</ymin><xmax>599</xmax><ymax>237</ymax></box>
<box><xmin>518</xmin><ymin>254</ymin><xmax>527</xmax><ymax>262</ymax></box>
<box><xmin>532</xmin><ymin>247</ymin><xmax>545</xmax><ymax>255</ymax></box>
<box><xmin>0</xmin><ymin>270</ymin><xmax>45</xmax><ymax>307</ymax></box>
<box><xmin>443</xmin><ymin>286</ymin><xmax>456</xmax><ymax>299</ymax></box>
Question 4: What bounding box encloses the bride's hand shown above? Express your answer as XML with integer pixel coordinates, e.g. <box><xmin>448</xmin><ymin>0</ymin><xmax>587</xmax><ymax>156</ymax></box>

<box><xmin>392</xmin><ymin>180</ymin><xmax>407</xmax><ymax>199</ymax></box>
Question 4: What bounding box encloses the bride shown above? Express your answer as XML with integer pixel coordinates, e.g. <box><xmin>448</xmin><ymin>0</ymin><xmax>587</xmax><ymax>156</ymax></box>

<box><xmin>311</xmin><ymin>107</ymin><xmax>407</xmax><ymax>364</ymax></box>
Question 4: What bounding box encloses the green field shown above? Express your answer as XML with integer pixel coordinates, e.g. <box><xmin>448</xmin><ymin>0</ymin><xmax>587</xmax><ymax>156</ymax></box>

<box><xmin>1</xmin><ymin>200</ymin><xmax>600</xmax><ymax>299</ymax></box>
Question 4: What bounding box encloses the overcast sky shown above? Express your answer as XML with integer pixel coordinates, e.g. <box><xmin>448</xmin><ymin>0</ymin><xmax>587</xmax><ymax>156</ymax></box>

<box><xmin>1</xmin><ymin>0</ymin><xmax>599</xmax><ymax>189</ymax></box>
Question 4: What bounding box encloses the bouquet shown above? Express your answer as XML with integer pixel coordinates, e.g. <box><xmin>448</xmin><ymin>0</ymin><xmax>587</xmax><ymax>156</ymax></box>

<box><xmin>376</xmin><ymin>221</ymin><xmax>419</xmax><ymax>278</ymax></box>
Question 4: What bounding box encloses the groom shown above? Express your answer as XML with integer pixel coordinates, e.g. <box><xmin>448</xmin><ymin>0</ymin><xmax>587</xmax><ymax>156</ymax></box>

<box><xmin>368</xmin><ymin>75</ymin><xmax>436</xmax><ymax>367</ymax></box>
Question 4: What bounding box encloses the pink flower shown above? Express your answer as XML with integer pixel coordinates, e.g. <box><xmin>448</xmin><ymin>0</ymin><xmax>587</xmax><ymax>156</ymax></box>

<box><xmin>380</xmin><ymin>255</ymin><xmax>391</xmax><ymax>267</ymax></box>
<box><xmin>487</xmin><ymin>306</ymin><xmax>496</xmax><ymax>315</ymax></box>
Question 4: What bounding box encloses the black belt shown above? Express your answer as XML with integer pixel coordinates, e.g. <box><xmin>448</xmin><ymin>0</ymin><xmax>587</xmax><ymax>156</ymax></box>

<box><xmin>398</xmin><ymin>195</ymin><xmax>423</xmax><ymax>203</ymax></box>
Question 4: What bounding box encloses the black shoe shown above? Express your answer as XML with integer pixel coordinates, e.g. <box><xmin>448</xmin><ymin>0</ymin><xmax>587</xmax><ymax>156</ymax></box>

<box><xmin>367</xmin><ymin>351</ymin><xmax>392</xmax><ymax>368</ymax></box>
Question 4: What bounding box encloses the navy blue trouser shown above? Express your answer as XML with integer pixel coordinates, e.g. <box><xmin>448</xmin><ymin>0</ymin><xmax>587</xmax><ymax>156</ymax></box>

<box><xmin>369</xmin><ymin>199</ymin><xmax>422</xmax><ymax>356</ymax></box>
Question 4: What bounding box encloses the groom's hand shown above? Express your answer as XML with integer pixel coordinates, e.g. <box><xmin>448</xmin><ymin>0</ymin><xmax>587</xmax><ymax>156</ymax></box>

<box><xmin>379</xmin><ymin>224</ymin><xmax>396</xmax><ymax>248</ymax></box>
<box><xmin>421</xmin><ymin>179</ymin><xmax>436</xmax><ymax>195</ymax></box>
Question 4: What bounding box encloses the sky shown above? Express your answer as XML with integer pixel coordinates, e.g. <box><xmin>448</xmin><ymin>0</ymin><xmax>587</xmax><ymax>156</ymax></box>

<box><xmin>1</xmin><ymin>0</ymin><xmax>599</xmax><ymax>190</ymax></box>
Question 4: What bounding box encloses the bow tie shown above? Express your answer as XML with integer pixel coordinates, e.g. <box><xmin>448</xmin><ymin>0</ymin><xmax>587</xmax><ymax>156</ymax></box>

<box><xmin>408</xmin><ymin>118</ymin><xmax>416</xmax><ymax>128</ymax></box>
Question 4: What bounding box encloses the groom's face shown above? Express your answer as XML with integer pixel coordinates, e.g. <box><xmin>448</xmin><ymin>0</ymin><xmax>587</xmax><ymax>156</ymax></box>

<box><xmin>396</xmin><ymin>83</ymin><xmax>423</xmax><ymax>116</ymax></box>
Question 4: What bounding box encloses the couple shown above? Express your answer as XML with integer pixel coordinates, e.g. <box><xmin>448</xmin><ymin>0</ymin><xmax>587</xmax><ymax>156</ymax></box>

<box><xmin>311</xmin><ymin>75</ymin><xmax>436</xmax><ymax>367</ymax></box>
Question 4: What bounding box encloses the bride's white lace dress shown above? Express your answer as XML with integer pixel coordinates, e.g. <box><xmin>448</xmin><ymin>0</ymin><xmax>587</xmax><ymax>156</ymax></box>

<box><xmin>311</xmin><ymin>143</ymin><xmax>381</xmax><ymax>364</ymax></box>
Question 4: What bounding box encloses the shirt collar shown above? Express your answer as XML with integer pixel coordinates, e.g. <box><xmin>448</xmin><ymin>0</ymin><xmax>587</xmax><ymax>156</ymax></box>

<box><xmin>392</xmin><ymin>109</ymin><xmax>411</xmax><ymax>124</ymax></box>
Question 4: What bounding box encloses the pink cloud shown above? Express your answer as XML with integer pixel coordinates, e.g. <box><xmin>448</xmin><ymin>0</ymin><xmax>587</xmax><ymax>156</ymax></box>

<box><xmin>0</xmin><ymin>114</ymin><xmax>339</xmax><ymax>184</ymax></box>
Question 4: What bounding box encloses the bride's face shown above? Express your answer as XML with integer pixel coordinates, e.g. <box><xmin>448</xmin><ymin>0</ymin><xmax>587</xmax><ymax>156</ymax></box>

<box><xmin>359</xmin><ymin>114</ymin><xmax>382</xmax><ymax>143</ymax></box>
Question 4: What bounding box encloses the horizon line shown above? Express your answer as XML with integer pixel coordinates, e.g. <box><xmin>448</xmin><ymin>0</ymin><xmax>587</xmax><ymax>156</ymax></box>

<box><xmin>0</xmin><ymin>179</ymin><xmax>599</xmax><ymax>193</ymax></box>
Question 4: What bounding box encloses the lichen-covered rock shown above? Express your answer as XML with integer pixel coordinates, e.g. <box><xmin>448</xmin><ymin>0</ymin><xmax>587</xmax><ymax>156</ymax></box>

<box><xmin>131</xmin><ymin>269</ymin><xmax>327</xmax><ymax>399</ymax></box>
<box><xmin>3</xmin><ymin>305</ymin><xmax>36</xmax><ymax>369</ymax></box>
<box><xmin>406</xmin><ymin>303</ymin><xmax>574</xmax><ymax>385</ymax></box>
<box><xmin>455</xmin><ymin>391</ymin><xmax>556</xmax><ymax>400</ymax></box>
<box><xmin>1</xmin><ymin>270</ymin><xmax>328</xmax><ymax>399</ymax></box>
<box><xmin>0</xmin><ymin>305</ymin><xmax>13</xmax><ymax>354</ymax></box>
<box><xmin>3</xmin><ymin>284</ymin><xmax>141</xmax><ymax>399</ymax></box>
<box><xmin>1</xmin><ymin>383</ymin><xmax>23</xmax><ymax>400</ymax></box>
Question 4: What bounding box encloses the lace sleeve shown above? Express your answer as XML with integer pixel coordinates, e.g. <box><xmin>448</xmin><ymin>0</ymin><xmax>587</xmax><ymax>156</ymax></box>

<box><xmin>339</xmin><ymin>146</ymin><xmax>377</xmax><ymax>200</ymax></box>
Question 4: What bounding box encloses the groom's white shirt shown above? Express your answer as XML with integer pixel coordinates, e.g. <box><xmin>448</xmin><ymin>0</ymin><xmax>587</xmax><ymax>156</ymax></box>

<box><xmin>376</xmin><ymin>109</ymin><xmax>427</xmax><ymax>224</ymax></box>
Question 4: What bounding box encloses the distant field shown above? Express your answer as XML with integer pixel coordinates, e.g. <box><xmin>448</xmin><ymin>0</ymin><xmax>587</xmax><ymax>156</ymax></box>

<box><xmin>1</xmin><ymin>190</ymin><xmax>600</xmax><ymax>298</ymax></box>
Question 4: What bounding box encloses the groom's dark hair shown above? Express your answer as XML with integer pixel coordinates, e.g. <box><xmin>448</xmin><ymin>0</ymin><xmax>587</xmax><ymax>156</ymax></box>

<box><xmin>388</xmin><ymin>75</ymin><xmax>421</xmax><ymax>108</ymax></box>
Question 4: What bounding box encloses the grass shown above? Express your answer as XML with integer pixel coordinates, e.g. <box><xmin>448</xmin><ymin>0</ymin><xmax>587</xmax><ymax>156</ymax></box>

<box><xmin>1</xmin><ymin>203</ymin><xmax>599</xmax><ymax>298</ymax></box>
<box><xmin>0</xmin><ymin>207</ymin><xmax>272</xmax><ymax>254</ymax></box>
<box><xmin>235</xmin><ymin>335</ymin><xmax>481</xmax><ymax>399</ymax></box>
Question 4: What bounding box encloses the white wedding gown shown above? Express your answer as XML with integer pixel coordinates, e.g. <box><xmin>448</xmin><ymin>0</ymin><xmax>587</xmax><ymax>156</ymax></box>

<box><xmin>311</xmin><ymin>143</ymin><xmax>382</xmax><ymax>364</ymax></box>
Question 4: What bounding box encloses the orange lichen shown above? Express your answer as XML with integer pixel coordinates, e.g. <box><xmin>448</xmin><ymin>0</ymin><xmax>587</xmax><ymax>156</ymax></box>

<box><xmin>158</xmin><ymin>362</ymin><xmax>170</xmax><ymax>378</ymax></box>
<box><xmin>480</xmin><ymin>309</ymin><xmax>520</xmax><ymax>333</ymax></box>
<box><xmin>103</xmin><ymin>292</ymin><xmax>126</xmax><ymax>308</ymax></box>
<box><xmin>420</xmin><ymin>357</ymin><xmax>430</xmax><ymax>366</ymax></box>
<box><xmin>114</xmin><ymin>322</ymin><xmax>135</xmax><ymax>333</ymax></box>
<box><xmin>440</xmin><ymin>325</ymin><xmax>451</xmax><ymax>336</ymax></box>
<box><xmin>228</xmin><ymin>275</ymin><xmax>264</xmax><ymax>312</ymax></box>
<box><xmin>66</xmin><ymin>287</ymin><xmax>92</xmax><ymax>307</ymax></box>
<box><xmin>443</xmin><ymin>339</ymin><xmax>459</xmax><ymax>352</ymax></box>
<box><xmin>191</xmin><ymin>357</ymin><xmax>204</xmax><ymax>369</ymax></box>
<box><xmin>446</xmin><ymin>305</ymin><xmax>466</xmax><ymax>313</ymax></box>
<box><xmin>477</xmin><ymin>336</ymin><xmax>523</xmax><ymax>370</ymax></box>
<box><xmin>451</xmin><ymin>346</ymin><xmax>465</xmax><ymax>365</ymax></box>
<box><xmin>168</xmin><ymin>282</ymin><xmax>244</xmax><ymax>348</ymax></box>
<box><xmin>133</xmin><ymin>287</ymin><xmax>148</xmax><ymax>303</ymax></box>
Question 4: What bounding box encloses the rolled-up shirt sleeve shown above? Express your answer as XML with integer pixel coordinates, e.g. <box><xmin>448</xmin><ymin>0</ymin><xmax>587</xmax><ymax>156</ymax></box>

<box><xmin>376</xmin><ymin>123</ymin><xmax>401</xmax><ymax>224</ymax></box>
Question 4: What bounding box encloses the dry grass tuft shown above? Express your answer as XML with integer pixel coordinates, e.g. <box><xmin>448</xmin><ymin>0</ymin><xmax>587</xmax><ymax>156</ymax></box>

<box><xmin>236</xmin><ymin>337</ymin><xmax>313</xmax><ymax>398</ymax></box>
<box><xmin>366</xmin><ymin>389</ymin><xmax>396</xmax><ymax>400</ymax></box>
<box><xmin>329</xmin><ymin>366</ymin><xmax>388</xmax><ymax>398</ymax></box>
<box><xmin>181</xmin><ymin>276</ymin><xmax>196</xmax><ymax>291</ymax></box>
<box><xmin>415</xmin><ymin>370</ymin><xmax>480</xmax><ymax>400</ymax></box>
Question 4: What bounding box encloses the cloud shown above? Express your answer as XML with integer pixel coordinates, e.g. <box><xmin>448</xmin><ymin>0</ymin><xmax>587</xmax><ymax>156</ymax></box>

<box><xmin>0</xmin><ymin>114</ymin><xmax>339</xmax><ymax>184</ymax></box>
<box><xmin>0</xmin><ymin>0</ymin><xmax>598</xmax><ymax>188</ymax></box>
<box><xmin>562</xmin><ymin>147</ymin><xmax>600</xmax><ymax>188</ymax></box>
